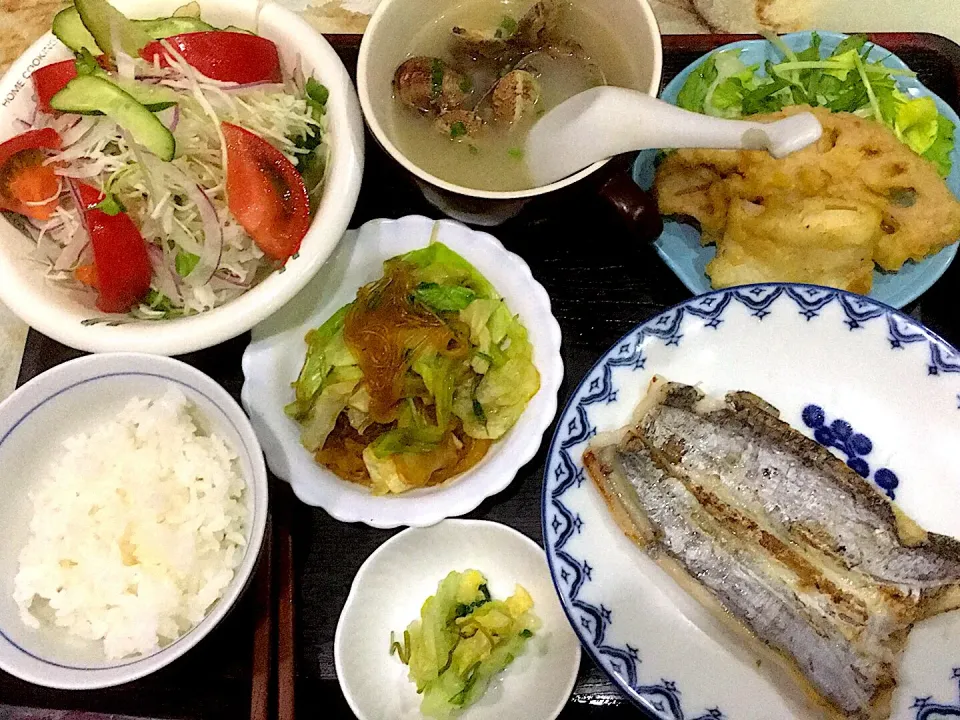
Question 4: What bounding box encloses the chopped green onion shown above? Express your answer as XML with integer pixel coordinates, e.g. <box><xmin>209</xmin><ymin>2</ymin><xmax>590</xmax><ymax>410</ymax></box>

<box><xmin>507</xmin><ymin>147</ymin><xmax>524</xmax><ymax>159</ymax></box>
<box><xmin>431</xmin><ymin>58</ymin><xmax>444</xmax><ymax>97</ymax></box>
<box><xmin>389</xmin><ymin>630</ymin><xmax>412</xmax><ymax>664</ymax></box>
<box><xmin>450</xmin><ymin>121</ymin><xmax>467</xmax><ymax>139</ymax></box>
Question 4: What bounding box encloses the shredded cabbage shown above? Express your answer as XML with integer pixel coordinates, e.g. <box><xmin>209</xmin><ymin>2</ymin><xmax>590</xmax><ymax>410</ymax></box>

<box><xmin>26</xmin><ymin>31</ymin><xmax>330</xmax><ymax>317</ymax></box>
<box><xmin>287</xmin><ymin>239</ymin><xmax>539</xmax><ymax>492</ymax></box>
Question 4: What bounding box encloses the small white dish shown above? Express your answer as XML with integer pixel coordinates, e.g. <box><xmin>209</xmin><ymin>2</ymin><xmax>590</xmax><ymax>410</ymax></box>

<box><xmin>0</xmin><ymin>353</ymin><xmax>268</xmax><ymax>689</ymax></box>
<box><xmin>241</xmin><ymin>215</ymin><xmax>563</xmax><ymax>528</ymax></box>
<box><xmin>334</xmin><ymin>519</ymin><xmax>582</xmax><ymax>720</ymax></box>
<box><xmin>0</xmin><ymin>0</ymin><xmax>364</xmax><ymax>355</ymax></box>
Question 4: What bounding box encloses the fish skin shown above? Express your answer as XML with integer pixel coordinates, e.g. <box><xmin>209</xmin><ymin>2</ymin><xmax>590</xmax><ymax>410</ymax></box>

<box><xmin>638</xmin><ymin>382</ymin><xmax>960</xmax><ymax>593</ymax></box>
<box><xmin>590</xmin><ymin>440</ymin><xmax>898</xmax><ymax>718</ymax></box>
<box><xmin>584</xmin><ymin>377</ymin><xmax>960</xmax><ymax>720</ymax></box>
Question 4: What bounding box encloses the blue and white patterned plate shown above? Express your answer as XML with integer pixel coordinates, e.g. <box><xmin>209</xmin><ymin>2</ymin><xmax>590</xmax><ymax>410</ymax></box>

<box><xmin>542</xmin><ymin>283</ymin><xmax>960</xmax><ymax>719</ymax></box>
<box><xmin>632</xmin><ymin>31</ymin><xmax>960</xmax><ymax>309</ymax></box>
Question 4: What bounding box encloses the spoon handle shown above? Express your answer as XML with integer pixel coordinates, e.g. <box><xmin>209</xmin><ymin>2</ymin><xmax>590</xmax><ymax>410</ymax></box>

<box><xmin>526</xmin><ymin>87</ymin><xmax>823</xmax><ymax>187</ymax></box>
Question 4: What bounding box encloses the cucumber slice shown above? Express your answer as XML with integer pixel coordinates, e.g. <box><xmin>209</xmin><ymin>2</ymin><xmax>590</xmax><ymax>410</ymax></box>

<box><xmin>52</xmin><ymin>6</ymin><xmax>102</xmax><ymax>54</ymax></box>
<box><xmin>74</xmin><ymin>0</ymin><xmax>153</xmax><ymax>57</ymax></box>
<box><xmin>137</xmin><ymin>16</ymin><xmax>214</xmax><ymax>37</ymax></box>
<box><xmin>94</xmin><ymin>71</ymin><xmax>178</xmax><ymax>112</ymax></box>
<box><xmin>50</xmin><ymin>75</ymin><xmax>175</xmax><ymax>161</ymax></box>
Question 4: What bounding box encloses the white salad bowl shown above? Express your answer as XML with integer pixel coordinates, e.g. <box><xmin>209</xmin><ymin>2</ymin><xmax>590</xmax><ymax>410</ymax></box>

<box><xmin>0</xmin><ymin>0</ymin><xmax>364</xmax><ymax>355</ymax></box>
<box><xmin>0</xmin><ymin>353</ymin><xmax>268</xmax><ymax>689</ymax></box>
<box><xmin>334</xmin><ymin>519</ymin><xmax>581</xmax><ymax>720</ymax></box>
<box><xmin>241</xmin><ymin>215</ymin><xmax>564</xmax><ymax>528</ymax></box>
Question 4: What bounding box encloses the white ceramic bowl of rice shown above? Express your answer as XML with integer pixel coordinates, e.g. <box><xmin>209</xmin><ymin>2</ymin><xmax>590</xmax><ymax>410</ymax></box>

<box><xmin>0</xmin><ymin>353</ymin><xmax>268</xmax><ymax>689</ymax></box>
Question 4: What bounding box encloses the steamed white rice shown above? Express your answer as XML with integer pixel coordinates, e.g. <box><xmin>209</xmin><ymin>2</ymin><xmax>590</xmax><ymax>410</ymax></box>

<box><xmin>13</xmin><ymin>386</ymin><xmax>248</xmax><ymax>660</ymax></box>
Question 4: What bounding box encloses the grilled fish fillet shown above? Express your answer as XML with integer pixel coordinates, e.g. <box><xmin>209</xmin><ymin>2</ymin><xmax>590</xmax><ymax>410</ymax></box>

<box><xmin>584</xmin><ymin>376</ymin><xmax>960</xmax><ymax>720</ymax></box>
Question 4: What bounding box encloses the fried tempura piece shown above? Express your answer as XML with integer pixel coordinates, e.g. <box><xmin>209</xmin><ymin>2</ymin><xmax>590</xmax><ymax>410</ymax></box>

<box><xmin>708</xmin><ymin>197</ymin><xmax>881</xmax><ymax>293</ymax></box>
<box><xmin>654</xmin><ymin>106</ymin><xmax>960</xmax><ymax>291</ymax></box>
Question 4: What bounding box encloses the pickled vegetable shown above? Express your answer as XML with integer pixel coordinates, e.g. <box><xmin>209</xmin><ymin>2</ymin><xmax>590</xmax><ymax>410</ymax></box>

<box><xmin>391</xmin><ymin>570</ymin><xmax>540</xmax><ymax>718</ymax></box>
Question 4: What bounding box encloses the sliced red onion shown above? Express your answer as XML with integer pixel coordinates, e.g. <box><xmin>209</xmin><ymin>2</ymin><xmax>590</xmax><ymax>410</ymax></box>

<box><xmin>58</xmin><ymin>116</ymin><xmax>95</xmax><ymax>147</ymax></box>
<box><xmin>208</xmin><ymin>275</ymin><xmax>249</xmax><ymax>292</ymax></box>
<box><xmin>28</xmin><ymin>215</ymin><xmax>64</xmax><ymax>232</ymax></box>
<box><xmin>214</xmin><ymin>268</ymin><xmax>251</xmax><ymax>287</ymax></box>
<box><xmin>66</xmin><ymin>179</ymin><xmax>92</xmax><ymax>236</ymax></box>
<box><xmin>147</xmin><ymin>244</ymin><xmax>183</xmax><ymax>304</ymax></box>
<box><xmin>157</xmin><ymin>105</ymin><xmax>180</xmax><ymax>132</ymax></box>
<box><xmin>182</xmin><ymin>183</ymin><xmax>222</xmax><ymax>285</ymax></box>
<box><xmin>54</xmin><ymin>227</ymin><xmax>90</xmax><ymax>270</ymax></box>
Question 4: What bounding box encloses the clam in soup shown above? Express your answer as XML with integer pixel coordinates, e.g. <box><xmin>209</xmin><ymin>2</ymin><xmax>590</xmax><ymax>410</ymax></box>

<box><xmin>390</xmin><ymin>0</ymin><xmax>640</xmax><ymax>191</ymax></box>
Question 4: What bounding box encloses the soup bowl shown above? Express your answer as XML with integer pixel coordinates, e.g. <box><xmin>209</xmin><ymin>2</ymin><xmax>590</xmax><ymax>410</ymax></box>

<box><xmin>357</xmin><ymin>0</ymin><xmax>663</xmax><ymax>225</ymax></box>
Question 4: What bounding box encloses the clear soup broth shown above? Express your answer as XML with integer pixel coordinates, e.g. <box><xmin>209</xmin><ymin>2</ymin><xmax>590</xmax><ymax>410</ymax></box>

<box><xmin>389</xmin><ymin>0</ymin><xmax>640</xmax><ymax>191</ymax></box>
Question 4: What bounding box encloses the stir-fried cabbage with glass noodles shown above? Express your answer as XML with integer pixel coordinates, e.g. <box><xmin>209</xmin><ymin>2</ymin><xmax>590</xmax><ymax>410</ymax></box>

<box><xmin>5</xmin><ymin>0</ymin><xmax>330</xmax><ymax>318</ymax></box>
<box><xmin>286</xmin><ymin>240</ymin><xmax>540</xmax><ymax>495</ymax></box>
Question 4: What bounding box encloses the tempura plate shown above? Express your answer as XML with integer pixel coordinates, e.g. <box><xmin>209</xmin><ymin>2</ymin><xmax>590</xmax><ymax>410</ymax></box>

<box><xmin>633</xmin><ymin>31</ymin><xmax>960</xmax><ymax>309</ymax></box>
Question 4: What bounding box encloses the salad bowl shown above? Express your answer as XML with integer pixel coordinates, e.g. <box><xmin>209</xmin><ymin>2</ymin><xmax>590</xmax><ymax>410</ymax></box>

<box><xmin>0</xmin><ymin>0</ymin><xmax>364</xmax><ymax>355</ymax></box>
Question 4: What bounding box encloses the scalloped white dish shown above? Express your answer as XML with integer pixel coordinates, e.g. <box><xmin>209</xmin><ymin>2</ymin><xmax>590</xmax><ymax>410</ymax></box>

<box><xmin>241</xmin><ymin>216</ymin><xmax>563</xmax><ymax>528</ymax></box>
<box><xmin>334</xmin><ymin>519</ymin><xmax>581</xmax><ymax>720</ymax></box>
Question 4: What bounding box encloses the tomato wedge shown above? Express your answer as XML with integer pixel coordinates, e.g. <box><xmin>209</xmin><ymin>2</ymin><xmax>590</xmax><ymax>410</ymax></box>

<box><xmin>32</xmin><ymin>60</ymin><xmax>81</xmax><ymax>115</ymax></box>
<box><xmin>140</xmin><ymin>32</ymin><xmax>282</xmax><ymax>84</ymax></box>
<box><xmin>74</xmin><ymin>182</ymin><xmax>152</xmax><ymax>313</ymax></box>
<box><xmin>0</xmin><ymin>128</ymin><xmax>62</xmax><ymax>220</ymax></box>
<box><xmin>222</xmin><ymin>122</ymin><xmax>309</xmax><ymax>262</ymax></box>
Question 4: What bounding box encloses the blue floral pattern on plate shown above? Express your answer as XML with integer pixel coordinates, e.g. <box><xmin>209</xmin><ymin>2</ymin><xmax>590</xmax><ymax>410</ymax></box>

<box><xmin>631</xmin><ymin>31</ymin><xmax>960</xmax><ymax>310</ymax></box>
<box><xmin>802</xmin><ymin>404</ymin><xmax>900</xmax><ymax>498</ymax></box>
<box><xmin>542</xmin><ymin>283</ymin><xmax>960</xmax><ymax>718</ymax></box>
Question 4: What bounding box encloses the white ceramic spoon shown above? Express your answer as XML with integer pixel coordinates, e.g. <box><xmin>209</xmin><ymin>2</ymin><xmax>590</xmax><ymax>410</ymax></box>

<box><xmin>524</xmin><ymin>86</ymin><xmax>823</xmax><ymax>187</ymax></box>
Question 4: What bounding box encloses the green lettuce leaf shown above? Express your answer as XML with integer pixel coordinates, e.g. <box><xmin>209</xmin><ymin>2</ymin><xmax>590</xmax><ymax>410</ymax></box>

<box><xmin>677</xmin><ymin>55</ymin><xmax>718</xmax><ymax>113</ymax></box>
<box><xmin>895</xmin><ymin>96</ymin><xmax>940</xmax><ymax>155</ymax></box>
<box><xmin>923</xmin><ymin>115</ymin><xmax>956</xmax><ymax>177</ymax></box>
